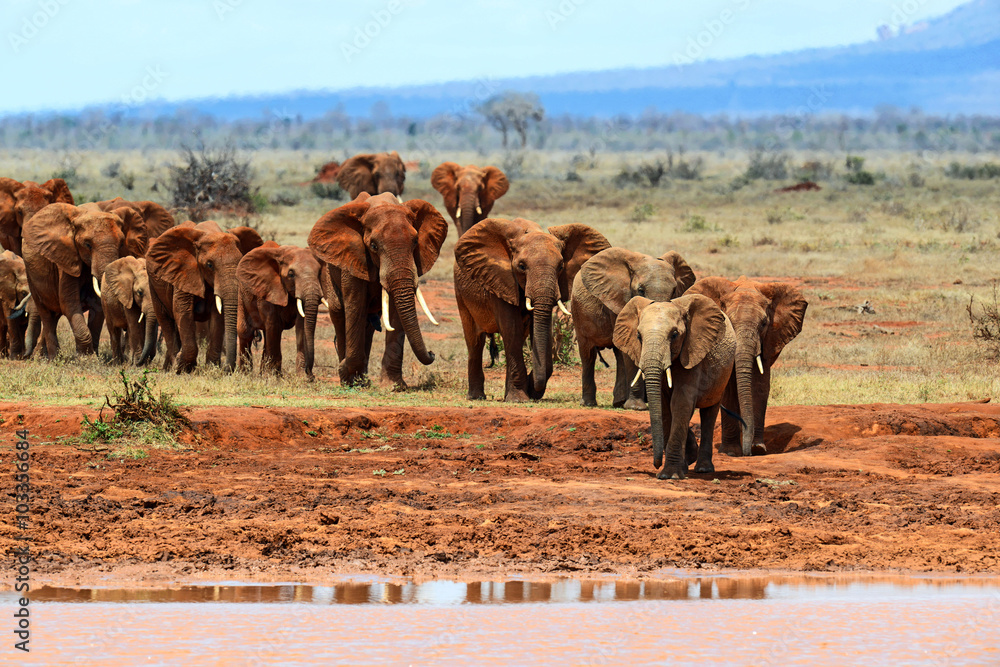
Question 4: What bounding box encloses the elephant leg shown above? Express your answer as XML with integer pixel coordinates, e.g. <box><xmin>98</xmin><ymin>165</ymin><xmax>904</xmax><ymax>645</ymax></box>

<box><xmin>659</xmin><ymin>392</ymin><xmax>694</xmax><ymax>480</ymax></box>
<box><xmin>0</xmin><ymin>318</ymin><xmax>8</xmax><ymax>358</ymax></box>
<box><xmin>263</xmin><ymin>325</ymin><xmax>282</xmax><ymax>375</ymax></box>
<box><xmin>496</xmin><ymin>305</ymin><xmax>530</xmax><ymax>403</ymax></box>
<box><xmin>205</xmin><ymin>307</ymin><xmax>223</xmax><ymax>367</ymax></box>
<box><xmin>380</xmin><ymin>300</ymin><xmax>407</xmax><ymax>391</ymax></box>
<box><xmin>331</xmin><ymin>311</ymin><xmax>346</xmax><ymax>363</ymax></box>
<box><xmin>24</xmin><ymin>307</ymin><xmax>41</xmax><ymax>358</ymax></box>
<box><xmin>620</xmin><ymin>350</ymin><xmax>647</xmax><ymax>411</ymax></box>
<box><xmin>158</xmin><ymin>313</ymin><xmax>179</xmax><ymax>372</ymax></box>
<box><xmin>59</xmin><ymin>274</ymin><xmax>93</xmax><ymax>355</ymax></box>
<box><xmin>37</xmin><ymin>306</ymin><xmax>60</xmax><ymax>361</ymax></box>
<box><xmin>338</xmin><ymin>277</ymin><xmax>372</xmax><ymax>386</ymax></box>
<box><xmin>694</xmin><ymin>404</ymin><xmax>720</xmax><ymax>474</ymax></box>
<box><xmin>294</xmin><ymin>318</ymin><xmax>314</xmax><ymax>382</ymax></box>
<box><xmin>579</xmin><ymin>340</ymin><xmax>598</xmax><ymax>407</ymax></box>
<box><xmin>456</xmin><ymin>292</ymin><xmax>487</xmax><ymax>400</ymax></box>
<box><xmin>173</xmin><ymin>292</ymin><xmax>199</xmax><ymax>373</ymax></box>
<box><xmin>719</xmin><ymin>379</ymin><xmax>741</xmax><ymax>455</ymax></box>
<box><xmin>237</xmin><ymin>324</ymin><xmax>254</xmax><ymax>373</ymax></box>
<box><xmin>86</xmin><ymin>305</ymin><xmax>104</xmax><ymax>356</ymax></box>
<box><xmin>108</xmin><ymin>322</ymin><xmax>124</xmax><ymax>364</ymax></box>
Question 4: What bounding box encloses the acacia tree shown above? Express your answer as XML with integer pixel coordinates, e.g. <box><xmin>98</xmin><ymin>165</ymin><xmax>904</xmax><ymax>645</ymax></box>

<box><xmin>477</xmin><ymin>92</ymin><xmax>545</xmax><ymax>148</ymax></box>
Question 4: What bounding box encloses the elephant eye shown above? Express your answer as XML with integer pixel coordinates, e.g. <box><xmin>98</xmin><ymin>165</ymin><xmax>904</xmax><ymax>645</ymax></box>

<box><xmin>637</xmin><ymin>285</ymin><xmax>646</xmax><ymax>296</ymax></box>
<box><xmin>84</xmin><ymin>240</ymin><xmax>93</xmax><ymax>250</ymax></box>
<box><xmin>670</xmin><ymin>330</ymin><xmax>679</xmax><ymax>341</ymax></box>
<box><xmin>206</xmin><ymin>260</ymin><xmax>214</xmax><ymax>269</ymax></box>
<box><xmin>371</xmin><ymin>240</ymin><xmax>379</xmax><ymax>253</ymax></box>
<box><xmin>287</xmin><ymin>269</ymin><xmax>295</xmax><ymax>278</ymax></box>
<box><xmin>517</xmin><ymin>261</ymin><xmax>527</xmax><ymax>271</ymax></box>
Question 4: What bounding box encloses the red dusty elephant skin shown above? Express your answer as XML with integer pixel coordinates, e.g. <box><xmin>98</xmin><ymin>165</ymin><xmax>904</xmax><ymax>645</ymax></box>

<box><xmin>431</xmin><ymin>162</ymin><xmax>509</xmax><ymax>236</ymax></box>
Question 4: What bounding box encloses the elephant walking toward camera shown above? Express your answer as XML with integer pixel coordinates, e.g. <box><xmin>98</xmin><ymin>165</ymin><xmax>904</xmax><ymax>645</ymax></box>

<box><xmin>0</xmin><ymin>178</ymin><xmax>75</xmax><ymax>256</ymax></box>
<box><xmin>614</xmin><ymin>295</ymin><xmax>735</xmax><ymax>479</ymax></box>
<box><xmin>237</xmin><ymin>243</ymin><xmax>324</xmax><ymax>380</ymax></box>
<box><xmin>146</xmin><ymin>222</ymin><xmax>263</xmax><ymax>373</ymax></box>
<box><xmin>101</xmin><ymin>256</ymin><xmax>157</xmax><ymax>365</ymax></box>
<box><xmin>22</xmin><ymin>204</ymin><xmax>126</xmax><ymax>359</ymax></box>
<box><xmin>572</xmin><ymin>248</ymin><xmax>696</xmax><ymax>409</ymax></box>
<box><xmin>454</xmin><ymin>217</ymin><xmax>609</xmax><ymax>402</ymax></box>
<box><xmin>337</xmin><ymin>152</ymin><xmax>406</xmax><ymax>200</ymax></box>
<box><xmin>687</xmin><ymin>276</ymin><xmax>807</xmax><ymax>456</ymax></box>
<box><xmin>431</xmin><ymin>162</ymin><xmax>509</xmax><ymax>236</ymax></box>
<box><xmin>0</xmin><ymin>250</ymin><xmax>32</xmax><ymax>359</ymax></box>
<box><xmin>308</xmin><ymin>192</ymin><xmax>448</xmax><ymax>389</ymax></box>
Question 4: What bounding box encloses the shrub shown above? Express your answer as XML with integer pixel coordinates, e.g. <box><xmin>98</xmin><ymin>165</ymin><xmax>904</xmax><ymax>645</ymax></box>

<box><xmin>743</xmin><ymin>148</ymin><xmax>789</xmax><ymax>181</ymax></box>
<box><xmin>101</xmin><ymin>161</ymin><xmax>121</xmax><ymax>178</ymax></box>
<box><xmin>78</xmin><ymin>371</ymin><xmax>189</xmax><ymax>453</ymax></box>
<box><xmin>844</xmin><ymin>155</ymin><xmax>877</xmax><ymax>185</ymax></box>
<box><xmin>967</xmin><ymin>280</ymin><xmax>1000</xmax><ymax>359</ymax></box>
<box><xmin>169</xmin><ymin>143</ymin><xmax>257</xmax><ymax>221</ymax></box>
<box><xmin>310</xmin><ymin>181</ymin><xmax>345</xmax><ymax>200</ymax></box>
<box><xmin>630</xmin><ymin>203</ymin><xmax>655</xmax><ymax>223</ymax></box>
<box><xmin>553</xmin><ymin>311</ymin><xmax>577</xmax><ymax>366</ymax></box>
<box><xmin>683</xmin><ymin>214</ymin><xmax>711</xmax><ymax>232</ymax></box>
<box><xmin>667</xmin><ymin>151</ymin><xmax>704</xmax><ymax>180</ymax></box>
<box><xmin>946</xmin><ymin>162</ymin><xmax>1000</xmax><ymax>180</ymax></box>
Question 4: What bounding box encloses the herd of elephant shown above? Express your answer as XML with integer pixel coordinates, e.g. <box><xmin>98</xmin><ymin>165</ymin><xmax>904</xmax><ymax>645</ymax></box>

<box><xmin>0</xmin><ymin>151</ymin><xmax>808</xmax><ymax>480</ymax></box>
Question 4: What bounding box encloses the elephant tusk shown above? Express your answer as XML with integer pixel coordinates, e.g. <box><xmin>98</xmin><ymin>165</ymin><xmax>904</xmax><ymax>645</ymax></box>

<box><xmin>381</xmin><ymin>290</ymin><xmax>395</xmax><ymax>332</ymax></box>
<box><xmin>416</xmin><ymin>286</ymin><xmax>439</xmax><ymax>326</ymax></box>
<box><xmin>138</xmin><ymin>312</ymin><xmax>144</xmax><ymax>324</ymax></box>
<box><xmin>456</xmin><ymin>208</ymin><xmax>461</xmax><ymax>219</ymax></box>
<box><xmin>396</xmin><ymin>195</ymin><xmax>403</xmax><ymax>204</ymax></box>
<box><xmin>557</xmin><ymin>299</ymin><xmax>571</xmax><ymax>316</ymax></box>
<box><xmin>476</xmin><ymin>205</ymin><xmax>482</xmax><ymax>215</ymax></box>
<box><xmin>15</xmin><ymin>293</ymin><xmax>31</xmax><ymax>311</ymax></box>
<box><xmin>631</xmin><ymin>369</ymin><xmax>643</xmax><ymax>388</ymax></box>
<box><xmin>92</xmin><ymin>276</ymin><xmax>102</xmax><ymax>298</ymax></box>
<box><xmin>525</xmin><ymin>297</ymin><xmax>533</xmax><ymax>311</ymax></box>
<box><xmin>666</xmin><ymin>367</ymin><xmax>673</xmax><ymax>390</ymax></box>
<box><xmin>215</xmin><ymin>295</ymin><xmax>223</xmax><ymax>314</ymax></box>
<box><xmin>756</xmin><ymin>354</ymin><xmax>764</xmax><ymax>374</ymax></box>
<box><xmin>296</xmin><ymin>298</ymin><xmax>306</xmax><ymax>318</ymax></box>
<box><xmin>321</xmin><ymin>297</ymin><xmax>329</xmax><ymax>308</ymax></box>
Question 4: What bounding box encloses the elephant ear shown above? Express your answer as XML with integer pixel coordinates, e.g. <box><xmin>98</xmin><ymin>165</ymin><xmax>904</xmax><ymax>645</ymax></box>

<box><xmin>548</xmin><ymin>224</ymin><xmax>611</xmax><ymax>301</ymax></box>
<box><xmin>109</xmin><ymin>259</ymin><xmax>137</xmax><ymax>310</ymax></box>
<box><xmin>659</xmin><ymin>251</ymin><xmax>696</xmax><ymax>297</ymax></box>
<box><xmin>685</xmin><ymin>276</ymin><xmax>735</xmax><ymax>307</ymax></box>
<box><xmin>337</xmin><ymin>154</ymin><xmax>376</xmax><ymax>196</ymax></box>
<box><xmin>42</xmin><ymin>178</ymin><xmax>75</xmax><ymax>205</ymax></box>
<box><xmin>480</xmin><ymin>166</ymin><xmax>509</xmax><ymax>214</ymax></box>
<box><xmin>580</xmin><ymin>248</ymin><xmax>633</xmax><ymax>314</ymax></box>
<box><xmin>454</xmin><ymin>218</ymin><xmax>520</xmax><ymax>306</ymax></box>
<box><xmin>226</xmin><ymin>226</ymin><xmax>263</xmax><ymax>255</ymax></box>
<box><xmin>0</xmin><ymin>253</ymin><xmax>16</xmax><ymax>304</ymax></box>
<box><xmin>111</xmin><ymin>206</ymin><xmax>148</xmax><ymax>257</ymax></box>
<box><xmin>23</xmin><ymin>203</ymin><xmax>82</xmax><ymax>277</ymax></box>
<box><xmin>405</xmin><ymin>199</ymin><xmax>449</xmax><ymax>276</ymax></box>
<box><xmin>307</xmin><ymin>200</ymin><xmax>372</xmax><ymax>282</ymax></box>
<box><xmin>238</xmin><ymin>246</ymin><xmax>287</xmax><ymax>307</ymax></box>
<box><xmin>613</xmin><ymin>296</ymin><xmax>654</xmax><ymax>366</ymax></box>
<box><xmin>132</xmin><ymin>200</ymin><xmax>175</xmax><ymax>238</ymax></box>
<box><xmin>759</xmin><ymin>282</ymin><xmax>808</xmax><ymax>362</ymax></box>
<box><xmin>146</xmin><ymin>226</ymin><xmax>206</xmax><ymax>297</ymax></box>
<box><xmin>675</xmin><ymin>293</ymin><xmax>727</xmax><ymax>370</ymax></box>
<box><xmin>430</xmin><ymin>162</ymin><xmax>461</xmax><ymax>213</ymax></box>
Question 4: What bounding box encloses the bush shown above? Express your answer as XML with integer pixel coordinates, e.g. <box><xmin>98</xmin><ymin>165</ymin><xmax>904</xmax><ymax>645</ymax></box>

<box><xmin>844</xmin><ymin>155</ymin><xmax>877</xmax><ymax>185</ymax></box>
<box><xmin>683</xmin><ymin>214</ymin><xmax>712</xmax><ymax>232</ymax></box>
<box><xmin>946</xmin><ymin>162</ymin><xmax>1000</xmax><ymax>180</ymax></box>
<box><xmin>666</xmin><ymin>150</ymin><xmax>704</xmax><ymax>180</ymax></box>
<box><xmin>630</xmin><ymin>203</ymin><xmax>655</xmax><ymax>223</ymax></box>
<box><xmin>743</xmin><ymin>148</ymin><xmax>789</xmax><ymax>181</ymax></box>
<box><xmin>968</xmin><ymin>281</ymin><xmax>1000</xmax><ymax>359</ymax></box>
<box><xmin>78</xmin><ymin>371</ymin><xmax>189</xmax><ymax>453</ymax></box>
<box><xmin>101</xmin><ymin>161</ymin><xmax>122</xmax><ymax>178</ymax></box>
<box><xmin>614</xmin><ymin>160</ymin><xmax>666</xmax><ymax>188</ymax></box>
<box><xmin>553</xmin><ymin>311</ymin><xmax>577</xmax><ymax>366</ymax></box>
<box><xmin>310</xmin><ymin>181</ymin><xmax>345</xmax><ymax>200</ymax></box>
<box><xmin>169</xmin><ymin>144</ymin><xmax>257</xmax><ymax>221</ymax></box>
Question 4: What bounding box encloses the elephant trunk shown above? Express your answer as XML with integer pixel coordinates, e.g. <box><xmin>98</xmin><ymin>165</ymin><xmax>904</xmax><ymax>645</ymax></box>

<box><xmin>735</xmin><ymin>335</ymin><xmax>758</xmax><ymax>457</ymax></box>
<box><xmin>220</xmin><ymin>280</ymin><xmax>239</xmax><ymax>372</ymax></box>
<box><xmin>138</xmin><ymin>310</ymin><xmax>158</xmax><ymax>366</ymax></box>
<box><xmin>301</xmin><ymin>293</ymin><xmax>320</xmax><ymax>378</ymax></box>
<box><xmin>387</xmin><ymin>271</ymin><xmax>434</xmax><ymax>366</ymax></box>
<box><xmin>458</xmin><ymin>191</ymin><xmax>479</xmax><ymax>235</ymax></box>
<box><xmin>530</xmin><ymin>303</ymin><xmax>554</xmax><ymax>397</ymax></box>
<box><xmin>645</xmin><ymin>365</ymin><xmax>667</xmax><ymax>469</ymax></box>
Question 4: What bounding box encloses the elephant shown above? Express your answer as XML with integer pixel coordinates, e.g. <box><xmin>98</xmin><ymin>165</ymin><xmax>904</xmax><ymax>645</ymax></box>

<box><xmin>88</xmin><ymin>198</ymin><xmax>175</xmax><ymax>238</ymax></box>
<box><xmin>453</xmin><ymin>217</ymin><xmax>610</xmax><ymax>402</ymax></box>
<box><xmin>22</xmin><ymin>203</ymin><xmax>126</xmax><ymax>359</ymax></box>
<box><xmin>430</xmin><ymin>162</ymin><xmax>510</xmax><ymax>236</ymax></box>
<box><xmin>613</xmin><ymin>294</ymin><xmax>736</xmax><ymax>479</ymax></box>
<box><xmin>100</xmin><ymin>256</ymin><xmax>157</xmax><ymax>365</ymax></box>
<box><xmin>82</xmin><ymin>198</ymin><xmax>176</xmax><ymax>257</ymax></box>
<box><xmin>572</xmin><ymin>248</ymin><xmax>696</xmax><ymax>409</ymax></box>
<box><xmin>237</xmin><ymin>242</ymin><xmax>324</xmax><ymax>380</ymax></box>
<box><xmin>336</xmin><ymin>152</ymin><xmax>406</xmax><ymax>200</ymax></box>
<box><xmin>308</xmin><ymin>192</ymin><xmax>448</xmax><ymax>389</ymax></box>
<box><xmin>0</xmin><ymin>250</ymin><xmax>32</xmax><ymax>359</ymax></box>
<box><xmin>146</xmin><ymin>221</ymin><xmax>263</xmax><ymax>373</ymax></box>
<box><xmin>0</xmin><ymin>178</ymin><xmax>75</xmax><ymax>256</ymax></box>
<box><xmin>686</xmin><ymin>275</ymin><xmax>808</xmax><ymax>456</ymax></box>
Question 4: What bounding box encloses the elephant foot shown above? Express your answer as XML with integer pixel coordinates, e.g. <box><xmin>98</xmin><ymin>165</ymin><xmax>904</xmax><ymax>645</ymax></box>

<box><xmin>657</xmin><ymin>465</ymin><xmax>687</xmax><ymax>480</ymax></box>
<box><xmin>581</xmin><ymin>398</ymin><xmax>598</xmax><ymax>407</ymax></box>
<box><xmin>693</xmin><ymin>459</ymin><xmax>715</xmax><ymax>474</ymax></box>
<box><xmin>623</xmin><ymin>397</ymin><xmax>648</xmax><ymax>411</ymax></box>
<box><xmin>751</xmin><ymin>443</ymin><xmax>768</xmax><ymax>456</ymax></box>
<box><xmin>467</xmin><ymin>390</ymin><xmax>487</xmax><ymax>401</ymax></box>
<box><xmin>505</xmin><ymin>389</ymin><xmax>531</xmax><ymax>403</ymax></box>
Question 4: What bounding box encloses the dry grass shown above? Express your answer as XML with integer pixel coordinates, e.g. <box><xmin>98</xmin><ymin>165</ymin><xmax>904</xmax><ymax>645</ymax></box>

<box><xmin>0</xmin><ymin>148</ymin><xmax>998</xmax><ymax>410</ymax></box>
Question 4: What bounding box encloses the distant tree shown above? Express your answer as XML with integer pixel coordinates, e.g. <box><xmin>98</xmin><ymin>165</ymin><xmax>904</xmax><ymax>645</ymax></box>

<box><xmin>477</xmin><ymin>92</ymin><xmax>545</xmax><ymax>148</ymax></box>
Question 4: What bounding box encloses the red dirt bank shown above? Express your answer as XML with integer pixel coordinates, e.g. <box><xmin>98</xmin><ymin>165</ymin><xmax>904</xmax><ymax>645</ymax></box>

<box><xmin>1</xmin><ymin>400</ymin><xmax>998</xmax><ymax>586</ymax></box>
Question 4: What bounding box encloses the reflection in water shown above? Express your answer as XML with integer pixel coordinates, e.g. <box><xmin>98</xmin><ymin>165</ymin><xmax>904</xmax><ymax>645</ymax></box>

<box><xmin>24</xmin><ymin>574</ymin><xmax>1000</xmax><ymax>606</ymax></box>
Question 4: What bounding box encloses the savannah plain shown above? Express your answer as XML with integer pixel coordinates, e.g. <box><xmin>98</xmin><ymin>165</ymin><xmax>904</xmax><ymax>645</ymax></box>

<box><xmin>1</xmin><ymin>146</ymin><xmax>999</xmax><ymax>585</ymax></box>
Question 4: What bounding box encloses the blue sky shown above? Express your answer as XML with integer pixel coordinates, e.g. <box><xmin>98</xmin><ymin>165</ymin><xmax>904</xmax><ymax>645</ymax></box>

<box><xmin>2</xmin><ymin>0</ymin><xmax>972</xmax><ymax>114</ymax></box>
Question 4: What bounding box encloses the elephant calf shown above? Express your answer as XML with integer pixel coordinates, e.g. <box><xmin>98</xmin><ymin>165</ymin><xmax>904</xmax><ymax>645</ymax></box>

<box><xmin>614</xmin><ymin>294</ymin><xmax>735</xmax><ymax>480</ymax></box>
<box><xmin>101</xmin><ymin>256</ymin><xmax>157</xmax><ymax>365</ymax></box>
<box><xmin>572</xmin><ymin>247</ymin><xmax>695</xmax><ymax>409</ymax></box>
<box><xmin>237</xmin><ymin>243</ymin><xmax>324</xmax><ymax>380</ymax></box>
<box><xmin>0</xmin><ymin>250</ymin><xmax>31</xmax><ymax>359</ymax></box>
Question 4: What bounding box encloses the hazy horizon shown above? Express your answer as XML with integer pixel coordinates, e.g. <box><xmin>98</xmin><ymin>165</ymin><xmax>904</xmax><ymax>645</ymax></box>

<box><xmin>3</xmin><ymin>0</ymin><xmax>974</xmax><ymax>115</ymax></box>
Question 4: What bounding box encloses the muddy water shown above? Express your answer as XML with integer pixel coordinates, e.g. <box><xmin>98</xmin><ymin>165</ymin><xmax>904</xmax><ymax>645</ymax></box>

<box><xmin>13</xmin><ymin>574</ymin><xmax>1000</xmax><ymax>666</ymax></box>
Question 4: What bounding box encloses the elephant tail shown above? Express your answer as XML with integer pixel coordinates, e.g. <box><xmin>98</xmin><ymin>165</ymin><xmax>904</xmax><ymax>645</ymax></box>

<box><xmin>720</xmin><ymin>405</ymin><xmax>748</xmax><ymax>430</ymax></box>
<box><xmin>486</xmin><ymin>333</ymin><xmax>499</xmax><ymax>369</ymax></box>
<box><xmin>596</xmin><ymin>350</ymin><xmax>610</xmax><ymax>368</ymax></box>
